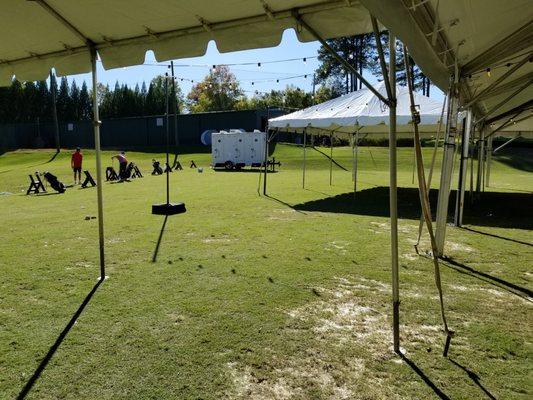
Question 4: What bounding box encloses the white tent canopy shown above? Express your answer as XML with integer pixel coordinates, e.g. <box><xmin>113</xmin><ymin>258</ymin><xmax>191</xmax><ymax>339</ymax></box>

<box><xmin>0</xmin><ymin>0</ymin><xmax>376</xmax><ymax>86</ymax></box>
<box><xmin>268</xmin><ymin>83</ymin><xmax>445</xmax><ymax>135</ymax></box>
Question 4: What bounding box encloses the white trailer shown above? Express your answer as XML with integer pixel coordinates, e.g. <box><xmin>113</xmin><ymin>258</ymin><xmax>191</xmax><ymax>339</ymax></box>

<box><xmin>211</xmin><ymin>130</ymin><xmax>266</xmax><ymax>169</ymax></box>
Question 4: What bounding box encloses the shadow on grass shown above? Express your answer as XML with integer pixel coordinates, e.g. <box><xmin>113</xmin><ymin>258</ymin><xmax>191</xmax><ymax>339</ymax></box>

<box><xmin>17</xmin><ymin>279</ymin><xmax>103</xmax><ymax>399</ymax></box>
<box><xmin>400</xmin><ymin>353</ymin><xmax>451</xmax><ymax>400</ymax></box>
<box><xmin>492</xmin><ymin>147</ymin><xmax>533</xmax><ymax>173</ymax></box>
<box><xmin>152</xmin><ymin>215</ymin><xmax>169</xmax><ymax>263</ymax></box>
<box><xmin>264</xmin><ymin>194</ymin><xmax>307</xmax><ymax>215</ymax></box>
<box><xmin>462</xmin><ymin>226</ymin><xmax>532</xmax><ymax>247</ymax></box>
<box><xmin>311</xmin><ymin>146</ymin><xmax>349</xmax><ymax>171</ymax></box>
<box><xmin>292</xmin><ymin>187</ymin><xmax>533</xmax><ymax>230</ymax></box>
<box><xmin>214</xmin><ymin>168</ymin><xmax>276</xmax><ymax>174</ymax></box>
<box><xmin>441</xmin><ymin>256</ymin><xmax>533</xmax><ymax>301</ymax></box>
<box><xmin>448</xmin><ymin>358</ymin><xmax>497</xmax><ymax>400</ymax></box>
<box><xmin>46</xmin><ymin>150</ymin><xmax>60</xmax><ymax>163</ymax></box>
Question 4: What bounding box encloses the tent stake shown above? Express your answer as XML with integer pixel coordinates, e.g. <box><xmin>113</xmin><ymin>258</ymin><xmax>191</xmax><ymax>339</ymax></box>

<box><xmin>90</xmin><ymin>47</ymin><xmax>106</xmax><ymax>281</ymax></box>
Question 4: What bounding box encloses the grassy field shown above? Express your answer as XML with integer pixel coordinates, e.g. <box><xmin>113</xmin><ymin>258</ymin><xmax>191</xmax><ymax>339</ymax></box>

<box><xmin>0</xmin><ymin>144</ymin><xmax>531</xmax><ymax>399</ymax></box>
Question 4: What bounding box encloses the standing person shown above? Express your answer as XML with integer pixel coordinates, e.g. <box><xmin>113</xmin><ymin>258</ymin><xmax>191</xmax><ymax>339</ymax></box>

<box><xmin>112</xmin><ymin>151</ymin><xmax>128</xmax><ymax>180</ymax></box>
<box><xmin>71</xmin><ymin>147</ymin><xmax>83</xmax><ymax>185</ymax></box>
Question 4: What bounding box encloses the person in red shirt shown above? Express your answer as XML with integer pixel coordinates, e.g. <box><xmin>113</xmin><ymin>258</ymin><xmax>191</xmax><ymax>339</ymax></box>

<box><xmin>71</xmin><ymin>147</ymin><xmax>83</xmax><ymax>185</ymax></box>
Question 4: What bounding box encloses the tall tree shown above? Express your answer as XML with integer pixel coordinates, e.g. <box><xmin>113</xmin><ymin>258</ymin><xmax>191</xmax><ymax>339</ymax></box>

<box><xmin>79</xmin><ymin>81</ymin><xmax>91</xmax><ymax>120</ymax></box>
<box><xmin>315</xmin><ymin>34</ymin><xmax>374</xmax><ymax>94</ymax></box>
<box><xmin>187</xmin><ymin>66</ymin><xmax>242</xmax><ymax>112</ymax></box>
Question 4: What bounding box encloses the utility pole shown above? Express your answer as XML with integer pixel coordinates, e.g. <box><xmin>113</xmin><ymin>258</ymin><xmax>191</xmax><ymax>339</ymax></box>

<box><xmin>50</xmin><ymin>69</ymin><xmax>60</xmax><ymax>153</ymax></box>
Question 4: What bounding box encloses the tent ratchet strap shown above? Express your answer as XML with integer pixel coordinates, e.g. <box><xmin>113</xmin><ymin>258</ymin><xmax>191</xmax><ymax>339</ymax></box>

<box><xmin>403</xmin><ymin>45</ymin><xmax>454</xmax><ymax>357</ymax></box>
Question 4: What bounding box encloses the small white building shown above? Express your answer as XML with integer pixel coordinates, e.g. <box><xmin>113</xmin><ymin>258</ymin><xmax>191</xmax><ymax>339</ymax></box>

<box><xmin>211</xmin><ymin>130</ymin><xmax>266</xmax><ymax>169</ymax></box>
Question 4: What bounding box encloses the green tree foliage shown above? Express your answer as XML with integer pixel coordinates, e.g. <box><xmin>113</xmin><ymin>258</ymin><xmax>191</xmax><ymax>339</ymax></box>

<box><xmin>0</xmin><ymin>73</ymin><xmax>185</xmax><ymax>123</ymax></box>
<box><xmin>187</xmin><ymin>66</ymin><xmax>243</xmax><ymax>113</ymax></box>
<box><xmin>316</xmin><ymin>33</ymin><xmax>432</xmax><ymax>96</ymax></box>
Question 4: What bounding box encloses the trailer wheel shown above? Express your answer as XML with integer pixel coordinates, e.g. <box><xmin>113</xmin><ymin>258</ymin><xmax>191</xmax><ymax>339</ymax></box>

<box><xmin>224</xmin><ymin>161</ymin><xmax>234</xmax><ymax>170</ymax></box>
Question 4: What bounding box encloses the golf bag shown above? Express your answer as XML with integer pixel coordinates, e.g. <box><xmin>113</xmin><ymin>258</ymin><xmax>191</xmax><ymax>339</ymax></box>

<box><xmin>152</xmin><ymin>160</ymin><xmax>163</xmax><ymax>175</ymax></box>
<box><xmin>43</xmin><ymin>172</ymin><xmax>66</xmax><ymax>193</ymax></box>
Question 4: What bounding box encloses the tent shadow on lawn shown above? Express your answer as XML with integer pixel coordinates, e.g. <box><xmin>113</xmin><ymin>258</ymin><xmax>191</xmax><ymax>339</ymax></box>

<box><xmin>17</xmin><ymin>279</ymin><xmax>102</xmax><ymax>400</ymax></box>
<box><xmin>440</xmin><ymin>256</ymin><xmax>532</xmax><ymax>302</ymax></box>
<box><xmin>292</xmin><ymin>187</ymin><xmax>533</xmax><ymax>230</ymax></box>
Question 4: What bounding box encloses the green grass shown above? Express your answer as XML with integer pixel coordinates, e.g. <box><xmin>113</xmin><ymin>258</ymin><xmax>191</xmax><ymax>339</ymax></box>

<box><xmin>0</xmin><ymin>144</ymin><xmax>531</xmax><ymax>399</ymax></box>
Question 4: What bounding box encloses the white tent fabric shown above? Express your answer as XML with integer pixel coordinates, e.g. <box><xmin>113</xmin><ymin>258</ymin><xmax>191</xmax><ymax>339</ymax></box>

<box><xmin>362</xmin><ymin>0</ymin><xmax>533</xmax><ymax>127</ymax></box>
<box><xmin>269</xmin><ymin>83</ymin><xmax>445</xmax><ymax>134</ymax></box>
<box><xmin>0</xmin><ymin>0</ymin><xmax>375</xmax><ymax>86</ymax></box>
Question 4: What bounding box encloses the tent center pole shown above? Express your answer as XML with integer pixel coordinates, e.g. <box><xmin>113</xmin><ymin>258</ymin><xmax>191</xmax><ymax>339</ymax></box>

<box><xmin>387</xmin><ymin>33</ymin><xmax>400</xmax><ymax>354</ymax></box>
<box><xmin>90</xmin><ymin>47</ymin><xmax>106</xmax><ymax>281</ymax></box>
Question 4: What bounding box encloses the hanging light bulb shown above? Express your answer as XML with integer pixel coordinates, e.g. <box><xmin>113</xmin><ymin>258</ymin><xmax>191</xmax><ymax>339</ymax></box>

<box><xmin>486</xmin><ymin>68</ymin><xmax>491</xmax><ymax>77</ymax></box>
<box><xmin>251</xmin><ymin>81</ymin><xmax>254</xmax><ymax>86</ymax></box>
<box><xmin>304</xmin><ymin>75</ymin><xmax>307</xmax><ymax>79</ymax></box>
<box><xmin>212</xmin><ymin>65</ymin><xmax>217</xmax><ymax>72</ymax></box>
<box><xmin>276</xmin><ymin>79</ymin><xmax>279</xmax><ymax>84</ymax></box>
<box><xmin>257</xmin><ymin>62</ymin><xmax>261</xmax><ymax>68</ymax></box>
<box><xmin>303</xmin><ymin>57</ymin><xmax>307</xmax><ymax>63</ymax></box>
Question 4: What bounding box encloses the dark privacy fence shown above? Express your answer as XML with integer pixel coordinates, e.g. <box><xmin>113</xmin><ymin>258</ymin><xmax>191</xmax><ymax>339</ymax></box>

<box><xmin>0</xmin><ymin>108</ymin><xmax>286</xmax><ymax>150</ymax></box>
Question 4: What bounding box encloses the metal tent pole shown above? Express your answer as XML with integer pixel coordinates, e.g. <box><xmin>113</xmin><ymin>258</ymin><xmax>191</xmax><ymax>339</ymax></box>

<box><xmin>263</xmin><ymin>129</ymin><xmax>269</xmax><ymax>195</ymax></box>
<box><xmin>476</xmin><ymin>128</ymin><xmax>486</xmax><ymax>194</ymax></box>
<box><xmin>170</xmin><ymin>61</ymin><xmax>179</xmax><ymax>148</ymax></box>
<box><xmin>493</xmin><ymin>133</ymin><xmax>521</xmax><ymax>153</ymax></box>
<box><xmin>302</xmin><ymin>128</ymin><xmax>307</xmax><ymax>189</ymax></box>
<box><xmin>454</xmin><ymin>110</ymin><xmax>472</xmax><ymax>227</ymax></box>
<box><xmin>435</xmin><ymin>81</ymin><xmax>460</xmax><ymax>256</ymax></box>
<box><xmin>329</xmin><ymin>132</ymin><xmax>333</xmax><ymax>186</ymax></box>
<box><xmin>90</xmin><ymin>47</ymin><xmax>105</xmax><ymax>280</ymax></box>
<box><xmin>354</xmin><ymin>129</ymin><xmax>360</xmax><ymax>196</ymax></box>
<box><xmin>469</xmin><ymin>131</ymin><xmax>475</xmax><ymax>203</ymax></box>
<box><xmin>165</xmin><ymin>74</ymin><xmax>170</xmax><ymax>205</ymax></box>
<box><xmin>49</xmin><ymin>70</ymin><xmax>60</xmax><ymax>153</ymax></box>
<box><xmin>388</xmin><ymin>33</ymin><xmax>399</xmax><ymax>353</ymax></box>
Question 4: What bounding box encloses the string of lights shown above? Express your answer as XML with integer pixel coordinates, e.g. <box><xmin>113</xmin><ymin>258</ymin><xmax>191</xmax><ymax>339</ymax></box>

<box><xmin>467</xmin><ymin>50</ymin><xmax>533</xmax><ymax>78</ymax></box>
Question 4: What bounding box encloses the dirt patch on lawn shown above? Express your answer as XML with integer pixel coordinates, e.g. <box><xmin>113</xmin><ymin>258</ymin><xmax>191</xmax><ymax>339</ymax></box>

<box><xmin>226</xmin><ymin>277</ymin><xmax>443</xmax><ymax>399</ymax></box>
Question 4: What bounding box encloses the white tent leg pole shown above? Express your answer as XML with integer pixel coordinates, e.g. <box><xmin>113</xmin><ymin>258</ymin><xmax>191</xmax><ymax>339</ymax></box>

<box><xmin>90</xmin><ymin>47</ymin><xmax>105</xmax><ymax>280</ymax></box>
<box><xmin>469</xmin><ymin>133</ymin><xmax>475</xmax><ymax>203</ymax></box>
<box><xmin>454</xmin><ymin>110</ymin><xmax>472</xmax><ymax>227</ymax></box>
<box><xmin>388</xmin><ymin>33</ymin><xmax>399</xmax><ymax>353</ymax></box>
<box><xmin>411</xmin><ymin>144</ymin><xmax>416</xmax><ymax>184</ymax></box>
<box><xmin>263</xmin><ymin>130</ymin><xmax>269</xmax><ymax>195</ymax></box>
<box><xmin>302</xmin><ymin>129</ymin><xmax>307</xmax><ymax>189</ymax></box>
<box><xmin>435</xmin><ymin>86</ymin><xmax>459</xmax><ymax>256</ymax></box>
<box><xmin>476</xmin><ymin>129</ymin><xmax>486</xmax><ymax>194</ymax></box>
<box><xmin>485</xmin><ymin>135</ymin><xmax>493</xmax><ymax>187</ymax></box>
<box><xmin>354</xmin><ymin>129</ymin><xmax>360</xmax><ymax>196</ymax></box>
<box><xmin>329</xmin><ymin>132</ymin><xmax>333</xmax><ymax>186</ymax></box>
<box><xmin>493</xmin><ymin>133</ymin><xmax>521</xmax><ymax>153</ymax></box>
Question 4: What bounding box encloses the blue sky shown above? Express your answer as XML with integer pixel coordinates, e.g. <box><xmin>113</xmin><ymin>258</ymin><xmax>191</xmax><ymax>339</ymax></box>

<box><xmin>66</xmin><ymin>29</ymin><xmax>444</xmax><ymax>101</ymax></box>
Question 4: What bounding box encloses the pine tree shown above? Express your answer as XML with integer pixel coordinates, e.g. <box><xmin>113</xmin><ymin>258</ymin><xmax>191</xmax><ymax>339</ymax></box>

<box><xmin>56</xmin><ymin>77</ymin><xmax>71</xmax><ymax>121</ymax></box>
<box><xmin>70</xmin><ymin>80</ymin><xmax>81</xmax><ymax>120</ymax></box>
<box><xmin>79</xmin><ymin>81</ymin><xmax>91</xmax><ymax>120</ymax></box>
